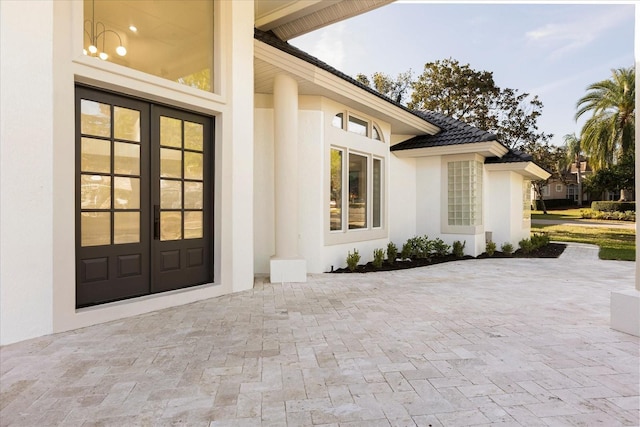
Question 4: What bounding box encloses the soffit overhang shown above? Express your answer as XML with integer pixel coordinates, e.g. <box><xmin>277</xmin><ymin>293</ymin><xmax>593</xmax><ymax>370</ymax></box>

<box><xmin>255</xmin><ymin>0</ymin><xmax>395</xmax><ymax>41</ymax></box>
<box><xmin>255</xmin><ymin>40</ymin><xmax>439</xmax><ymax>135</ymax></box>
<box><xmin>391</xmin><ymin>141</ymin><xmax>509</xmax><ymax>159</ymax></box>
<box><xmin>485</xmin><ymin>162</ymin><xmax>551</xmax><ymax>180</ymax></box>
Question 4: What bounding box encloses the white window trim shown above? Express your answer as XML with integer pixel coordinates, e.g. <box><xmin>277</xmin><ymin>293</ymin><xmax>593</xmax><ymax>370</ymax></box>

<box><xmin>332</xmin><ymin>111</ymin><xmax>386</xmax><ymax>143</ymax></box>
<box><xmin>440</xmin><ymin>154</ymin><xmax>484</xmax><ymax>235</ymax></box>
<box><xmin>326</xmin><ymin>145</ymin><xmax>386</xmax><ymax>245</ymax></box>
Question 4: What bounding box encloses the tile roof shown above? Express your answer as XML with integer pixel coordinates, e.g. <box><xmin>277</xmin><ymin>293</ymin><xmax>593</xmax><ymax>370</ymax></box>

<box><xmin>485</xmin><ymin>149</ymin><xmax>533</xmax><ymax>164</ymax></box>
<box><xmin>254</xmin><ymin>29</ymin><xmax>432</xmax><ymax>126</ymax></box>
<box><xmin>390</xmin><ymin>111</ymin><xmax>500</xmax><ymax>151</ymax></box>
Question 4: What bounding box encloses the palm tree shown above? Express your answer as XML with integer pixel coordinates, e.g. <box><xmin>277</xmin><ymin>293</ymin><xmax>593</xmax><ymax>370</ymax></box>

<box><xmin>575</xmin><ymin>67</ymin><xmax>635</xmax><ymax>167</ymax></box>
<box><xmin>563</xmin><ymin>133</ymin><xmax>583</xmax><ymax>206</ymax></box>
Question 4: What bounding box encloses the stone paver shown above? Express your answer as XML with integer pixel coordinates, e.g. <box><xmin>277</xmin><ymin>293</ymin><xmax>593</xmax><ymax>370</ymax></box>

<box><xmin>1</xmin><ymin>243</ymin><xmax>638</xmax><ymax>426</ymax></box>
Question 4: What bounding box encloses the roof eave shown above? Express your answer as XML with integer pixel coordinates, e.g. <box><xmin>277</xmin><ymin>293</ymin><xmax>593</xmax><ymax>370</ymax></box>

<box><xmin>392</xmin><ymin>140</ymin><xmax>508</xmax><ymax>158</ymax></box>
<box><xmin>485</xmin><ymin>162</ymin><xmax>551</xmax><ymax>180</ymax></box>
<box><xmin>254</xmin><ymin>40</ymin><xmax>440</xmax><ymax>135</ymax></box>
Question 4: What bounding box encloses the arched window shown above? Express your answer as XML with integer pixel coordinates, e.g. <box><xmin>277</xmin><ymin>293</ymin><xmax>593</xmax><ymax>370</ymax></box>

<box><xmin>372</xmin><ymin>124</ymin><xmax>382</xmax><ymax>141</ymax></box>
<box><xmin>332</xmin><ymin>113</ymin><xmax>344</xmax><ymax>129</ymax></box>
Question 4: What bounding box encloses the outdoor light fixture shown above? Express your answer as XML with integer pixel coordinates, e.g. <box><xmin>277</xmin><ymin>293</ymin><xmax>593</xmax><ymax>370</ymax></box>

<box><xmin>84</xmin><ymin>0</ymin><xmax>127</xmax><ymax>60</ymax></box>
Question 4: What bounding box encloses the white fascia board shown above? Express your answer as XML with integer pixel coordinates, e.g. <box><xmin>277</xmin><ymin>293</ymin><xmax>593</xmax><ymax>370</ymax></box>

<box><xmin>485</xmin><ymin>162</ymin><xmax>551</xmax><ymax>180</ymax></box>
<box><xmin>392</xmin><ymin>141</ymin><xmax>508</xmax><ymax>158</ymax></box>
<box><xmin>254</xmin><ymin>41</ymin><xmax>439</xmax><ymax>135</ymax></box>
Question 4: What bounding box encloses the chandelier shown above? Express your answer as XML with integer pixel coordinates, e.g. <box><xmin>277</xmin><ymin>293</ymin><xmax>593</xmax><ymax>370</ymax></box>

<box><xmin>83</xmin><ymin>0</ymin><xmax>127</xmax><ymax>60</ymax></box>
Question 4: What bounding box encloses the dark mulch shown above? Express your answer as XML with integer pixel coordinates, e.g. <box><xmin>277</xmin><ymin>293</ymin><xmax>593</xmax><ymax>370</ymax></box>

<box><xmin>331</xmin><ymin>243</ymin><xmax>567</xmax><ymax>273</ymax></box>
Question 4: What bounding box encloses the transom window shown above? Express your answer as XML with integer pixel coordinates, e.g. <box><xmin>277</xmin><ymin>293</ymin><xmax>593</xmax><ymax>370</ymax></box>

<box><xmin>330</xmin><ymin>148</ymin><xmax>383</xmax><ymax>232</ymax></box>
<box><xmin>447</xmin><ymin>160</ymin><xmax>482</xmax><ymax>226</ymax></box>
<box><xmin>332</xmin><ymin>112</ymin><xmax>383</xmax><ymax>142</ymax></box>
<box><xmin>82</xmin><ymin>0</ymin><xmax>215</xmax><ymax>92</ymax></box>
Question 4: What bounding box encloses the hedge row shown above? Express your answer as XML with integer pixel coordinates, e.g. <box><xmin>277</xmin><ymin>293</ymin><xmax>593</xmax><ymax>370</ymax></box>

<box><xmin>591</xmin><ymin>201</ymin><xmax>636</xmax><ymax>212</ymax></box>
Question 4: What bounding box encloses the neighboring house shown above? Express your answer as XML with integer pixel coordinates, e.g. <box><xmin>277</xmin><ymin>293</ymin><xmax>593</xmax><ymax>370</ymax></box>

<box><xmin>0</xmin><ymin>0</ymin><xmax>549</xmax><ymax>345</ymax></box>
<box><xmin>537</xmin><ymin>160</ymin><xmax>592</xmax><ymax>205</ymax></box>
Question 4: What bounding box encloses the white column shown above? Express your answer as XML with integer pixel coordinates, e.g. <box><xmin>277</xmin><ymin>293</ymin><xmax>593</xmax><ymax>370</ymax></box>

<box><xmin>270</xmin><ymin>74</ymin><xmax>306</xmax><ymax>282</ymax></box>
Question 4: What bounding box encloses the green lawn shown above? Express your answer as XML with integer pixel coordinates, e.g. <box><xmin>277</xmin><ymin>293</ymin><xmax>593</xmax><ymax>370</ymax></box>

<box><xmin>531</xmin><ymin>223</ymin><xmax>636</xmax><ymax>261</ymax></box>
<box><xmin>531</xmin><ymin>208</ymin><xmax>585</xmax><ymax>220</ymax></box>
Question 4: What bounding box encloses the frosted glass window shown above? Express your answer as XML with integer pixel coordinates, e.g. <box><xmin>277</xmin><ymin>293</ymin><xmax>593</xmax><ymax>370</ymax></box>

<box><xmin>447</xmin><ymin>160</ymin><xmax>482</xmax><ymax>226</ymax></box>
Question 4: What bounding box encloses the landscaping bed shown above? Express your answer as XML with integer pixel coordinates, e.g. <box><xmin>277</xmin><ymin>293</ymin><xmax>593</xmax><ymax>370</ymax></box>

<box><xmin>332</xmin><ymin>242</ymin><xmax>567</xmax><ymax>273</ymax></box>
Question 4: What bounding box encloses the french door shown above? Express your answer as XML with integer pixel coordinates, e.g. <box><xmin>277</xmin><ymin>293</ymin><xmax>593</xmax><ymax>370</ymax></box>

<box><xmin>76</xmin><ymin>87</ymin><xmax>213</xmax><ymax>308</ymax></box>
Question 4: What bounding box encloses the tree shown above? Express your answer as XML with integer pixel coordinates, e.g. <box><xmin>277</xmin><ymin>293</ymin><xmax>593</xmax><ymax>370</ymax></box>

<box><xmin>563</xmin><ymin>133</ymin><xmax>584</xmax><ymax>206</ymax></box>
<box><xmin>407</xmin><ymin>58</ymin><xmax>552</xmax><ymax>149</ymax></box>
<box><xmin>356</xmin><ymin>70</ymin><xmax>413</xmax><ymax>104</ymax></box>
<box><xmin>575</xmin><ymin>67</ymin><xmax>635</xmax><ymax>175</ymax></box>
<box><xmin>521</xmin><ymin>140</ymin><xmax>567</xmax><ymax>214</ymax></box>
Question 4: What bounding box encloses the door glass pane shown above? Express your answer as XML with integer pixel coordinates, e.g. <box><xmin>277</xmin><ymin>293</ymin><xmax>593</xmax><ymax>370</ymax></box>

<box><xmin>81</xmin><ymin>99</ymin><xmax>111</xmax><ymax>137</ymax></box>
<box><xmin>161</xmin><ymin>211</ymin><xmax>182</xmax><ymax>241</ymax></box>
<box><xmin>184</xmin><ymin>152</ymin><xmax>203</xmax><ymax>180</ymax></box>
<box><xmin>161</xmin><ymin>179</ymin><xmax>182</xmax><ymax>209</ymax></box>
<box><xmin>160</xmin><ymin>116</ymin><xmax>182</xmax><ymax>148</ymax></box>
<box><xmin>184</xmin><ymin>181</ymin><xmax>203</xmax><ymax>209</ymax></box>
<box><xmin>114</xmin><ymin>106</ymin><xmax>140</xmax><ymax>142</ymax></box>
<box><xmin>114</xmin><ymin>142</ymin><xmax>140</xmax><ymax>175</ymax></box>
<box><xmin>81</xmin><ymin>138</ymin><xmax>111</xmax><ymax>173</ymax></box>
<box><xmin>81</xmin><ymin>175</ymin><xmax>111</xmax><ymax>209</ymax></box>
<box><xmin>81</xmin><ymin>212</ymin><xmax>111</xmax><ymax>246</ymax></box>
<box><xmin>114</xmin><ymin>212</ymin><xmax>139</xmax><ymax>244</ymax></box>
<box><xmin>161</xmin><ymin>148</ymin><xmax>182</xmax><ymax>178</ymax></box>
<box><xmin>114</xmin><ymin>177</ymin><xmax>140</xmax><ymax>209</ymax></box>
<box><xmin>184</xmin><ymin>122</ymin><xmax>203</xmax><ymax>151</ymax></box>
<box><xmin>330</xmin><ymin>148</ymin><xmax>342</xmax><ymax>231</ymax></box>
<box><xmin>348</xmin><ymin>153</ymin><xmax>367</xmax><ymax>229</ymax></box>
<box><xmin>184</xmin><ymin>211</ymin><xmax>203</xmax><ymax>239</ymax></box>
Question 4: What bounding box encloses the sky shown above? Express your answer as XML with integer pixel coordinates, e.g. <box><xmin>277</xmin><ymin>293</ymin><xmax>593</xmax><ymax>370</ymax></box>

<box><xmin>290</xmin><ymin>1</ymin><xmax>635</xmax><ymax>147</ymax></box>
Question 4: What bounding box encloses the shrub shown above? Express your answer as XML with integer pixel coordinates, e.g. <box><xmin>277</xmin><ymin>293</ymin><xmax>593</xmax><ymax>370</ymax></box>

<box><xmin>530</xmin><ymin>232</ymin><xmax>550</xmax><ymax>250</ymax></box>
<box><xmin>486</xmin><ymin>241</ymin><xmax>496</xmax><ymax>257</ymax></box>
<box><xmin>452</xmin><ymin>240</ymin><xmax>465</xmax><ymax>257</ymax></box>
<box><xmin>582</xmin><ymin>209</ymin><xmax>635</xmax><ymax>221</ymax></box>
<box><xmin>591</xmin><ymin>201</ymin><xmax>635</xmax><ymax>212</ymax></box>
<box><xmin>432</xmin><ymin>238</ymin><xmax>451</xmax><ymax>257</ymax></box>
<box><xmin>346</xmin><ymin>249</ymin><xmax>360</xmax><ymax>272</ymax></box>
<box><xmin>518</xmin><ymin>238</ymin><xmax>534</xmax><ymax>254</ymax></box>
<box><xmin>400</xmin><ymin>242</ymin><xmax>412</xmax><ymax>260</ymax></box>
<box><xmin>386</xmin><ymin>242</ymin><xmax>398</xmax><ymax>264</ymax></box>
<box><xmin>501</xmin><ymin>242</ymin><xmax>514</xmax><ymax>255</ymax></box>
<box><xmin>373</xmin><ymin>248</ymin><xmax>385</xmax><ymax>269</ymax></box>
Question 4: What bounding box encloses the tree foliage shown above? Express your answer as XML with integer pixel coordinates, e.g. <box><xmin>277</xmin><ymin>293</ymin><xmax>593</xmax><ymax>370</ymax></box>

<box><xmin>575</xmin><ymin>67</ymin><xmax>635</xmax><ymax>170</ymax></box>
<box><xmin>520</xmin><ymin>140</ymin><xmax>567</xmax><ymax>213</ymax></box>
<box><xmin>358</xmin><ymin>58</ymin><xmax>551</xmax><ymax>150</ymax></box>
<box><xmin>356</xmin><ymin>70</ymin><xmax>413</xmax><ymax>104</ymax></box>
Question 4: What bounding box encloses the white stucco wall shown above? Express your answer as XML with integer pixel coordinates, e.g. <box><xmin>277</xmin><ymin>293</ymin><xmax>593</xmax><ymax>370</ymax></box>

<box><xmin>1</xmin><ymin>0</ymin><xmax>56</xmax><ymax>344</ymax></box>
<box><xmin>486</xmin><ymin>170</ymin><xmax>529</xmax><ymax>247</ymax></box>
<box><xmin>1</xmin><ymin>0</ymin><xmax>256</xmax><ymax>345</ymax></box>
<box><xmin>415</xmin><ymin>156</ymin><xmax>442</xmax><ymax>238</ymax></box>
<box><xmin>388</xmin><ymin>155</ymin><xmax>417</xmax><ymax>246</ymax></box>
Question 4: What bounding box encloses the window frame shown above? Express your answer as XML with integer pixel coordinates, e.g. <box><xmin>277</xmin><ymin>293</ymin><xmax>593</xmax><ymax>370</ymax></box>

<box><xmin>441</xmin><ymin>154</ymin><xmax>484</xmax><ymax>235</ymax></box>
<box><xmin>327</xmin><ymin>145</ymin><xmax>386</xmax><ymax>245</ymax></box>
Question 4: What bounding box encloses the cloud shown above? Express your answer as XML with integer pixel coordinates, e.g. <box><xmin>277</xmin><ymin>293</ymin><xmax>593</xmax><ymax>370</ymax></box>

<box><xmin>309</xmin><ymin>22</ymin><xmax>346</xmax><ymax>70</ymax></box>
<box><xmin>525</xmin><ymin>6</ymin><xmax>632</xmax><ymax>59</ymax></box>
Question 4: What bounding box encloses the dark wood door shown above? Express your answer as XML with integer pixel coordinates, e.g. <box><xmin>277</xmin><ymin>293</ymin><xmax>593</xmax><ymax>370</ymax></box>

<box><xmin>150</xmin><ymin>106</ymin><xmax>213</xmax><ymax>293</ymax></box>
<box><xmin>76</xmin><ymin>87</ymin><xmax>213</xmax><ymax>307</ymax></box>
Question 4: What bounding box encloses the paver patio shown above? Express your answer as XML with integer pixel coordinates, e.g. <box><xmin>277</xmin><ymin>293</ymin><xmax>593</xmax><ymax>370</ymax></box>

<box><xmin>1</xmin><ymin>243</ymin><xmax>638</xmax><ymax>426</ymax></box>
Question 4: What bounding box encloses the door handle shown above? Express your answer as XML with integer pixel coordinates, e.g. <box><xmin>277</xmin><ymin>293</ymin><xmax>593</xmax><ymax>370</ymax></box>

<box><xmin>153</xmin><ymin>205</ymin><xmax>160</xmax><ymax>240</ymax></box>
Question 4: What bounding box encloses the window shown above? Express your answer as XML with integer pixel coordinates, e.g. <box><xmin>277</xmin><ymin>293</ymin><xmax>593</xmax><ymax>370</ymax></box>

<box><xmin>523</xmin><ymin>180</ymin><xmax>532</xmax><ymax>220</ymax></box>
<box><xmin>447</xmin><ymin>160</ymin><xmax>482</xmax><ymax>226</ymax></box>
<box><xmin>348</xmin><ymin>153</ymin><xmax>367</xmax><ymax>229</ymax></box>
<box><xmin>348</xmin><ymin>115</ymin><xmax>368</xmax><ymax>137</ymax></box>
<box><xmin>330</xmin><ymin>148</ymin><xmax>382</xmax><ymax>232</ymax></box>
<box><xmin>332</xmin><ymin>113</ymin><xmax>344</xmax><ymax>130</ymax></box>
<box><xmin>542</xmin><ymin>185</ymin><xmax>550</xmax><ymax>197</ymax></box>
<box><xmin>330</xmin><ymin>149</ymin><xmax>343</xmax><ymax>231</ymax></box>
<box><xmin>556</xmin><ymin>184</ymin><xmax>563</xmax><ymax>193</ymax></box>
<box><xmin>83</xmin><ymin>0</ymin><xmax>215</xmax><ymax>92</ymax></box>
<box><xmin>567</xmin><ymin>185</ymin><xmax>577</xmax><ymax>201</ymax></box>
<box><xmin>333</xmin><ymin>112</ymin><xmax>384</xmax><ymax>142</ymax></box>
<box><xmin>372</xmin><ymin>125</ymin><xmax>382</xmax><ymax>141</ymax></box>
